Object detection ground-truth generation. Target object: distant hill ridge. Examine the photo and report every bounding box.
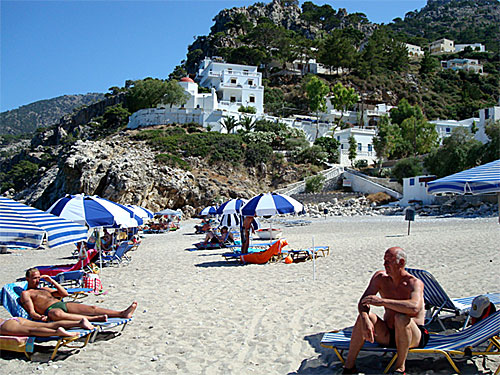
[0,93,105,136]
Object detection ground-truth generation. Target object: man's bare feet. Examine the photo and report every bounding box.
[79,318,94,330]
[56,327,78,337]
[121,302,138,318]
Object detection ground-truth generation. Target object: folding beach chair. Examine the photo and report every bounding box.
[406,268,500,329]
[0,328,96,360]
[320,310,500,374]
[101,241,133,266]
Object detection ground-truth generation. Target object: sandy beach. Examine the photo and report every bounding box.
[1,215,499,374]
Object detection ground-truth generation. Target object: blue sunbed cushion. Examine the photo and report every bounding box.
[1,282,30,318]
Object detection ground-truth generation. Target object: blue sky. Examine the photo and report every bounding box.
[0,0,427,112]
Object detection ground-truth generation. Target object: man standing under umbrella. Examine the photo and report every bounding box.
[240,216,256,254]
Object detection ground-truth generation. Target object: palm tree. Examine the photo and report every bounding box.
[219,116,238,134]
[239,116,256,132]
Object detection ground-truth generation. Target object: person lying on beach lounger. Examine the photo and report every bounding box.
[0,316,94,338]
[203,226,234,246]
[342,247,427,375]
[20,268,137,323]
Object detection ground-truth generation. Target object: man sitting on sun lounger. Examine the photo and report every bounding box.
[20,268,137,323]
[342,247,428,375]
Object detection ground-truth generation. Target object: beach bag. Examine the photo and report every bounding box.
[83,273,103,293]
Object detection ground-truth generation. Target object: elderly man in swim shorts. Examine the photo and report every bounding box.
[21,268,137,323]
[342,247,428,375]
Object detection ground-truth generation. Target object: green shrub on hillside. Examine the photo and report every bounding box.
[305,174,325,193]
[391,157,423,183]
[244,142,273,166]
[155,153,190,170]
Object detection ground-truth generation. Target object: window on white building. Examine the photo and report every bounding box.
[230,78,237,84]
[368,144,372,152]
[230,96,236,103]
[336,136,340,141]
[248,79,254,86]
[249,96,255,103]
[446,127,451,133]
[357,143,362,151]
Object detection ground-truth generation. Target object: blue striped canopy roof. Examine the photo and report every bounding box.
[0,196,88,249]
[427,159,500,195]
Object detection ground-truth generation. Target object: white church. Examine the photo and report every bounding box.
[128,57,264,132]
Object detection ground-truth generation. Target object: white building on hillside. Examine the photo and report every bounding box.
[429,38,455,55]
[430,117,479,144]
[455,43,486,53]
[195,57,264,114]
[400,176,437,206]
[441,58,483,74]
[333,127,377,166]
[405,43,424,58]
[476,106,500,144]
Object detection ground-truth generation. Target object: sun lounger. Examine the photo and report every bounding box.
[223,239,288,264]
[406,268,500,329]
[0,282,132,334]
[45,271,92,301]
[0,328,96,360]
[281,245,330,262]
[35,249,99,276]
[320,310,500,374]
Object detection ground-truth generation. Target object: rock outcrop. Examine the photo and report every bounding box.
[10,132,266,218]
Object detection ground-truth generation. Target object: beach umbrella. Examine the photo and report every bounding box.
[427,159,500,195]
[240,192,304,217]
[216,198,247,215]
[48,194,143,228]
[127,204,154,220]
[199,206,217,216]
[219,213,240,229]
[156,208,182,217]
[427,159,500,220]
[0,196,88,249]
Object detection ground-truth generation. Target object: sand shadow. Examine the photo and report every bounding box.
[385,234,406,238]
[195,260,240,268]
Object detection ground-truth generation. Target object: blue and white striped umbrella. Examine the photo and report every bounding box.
[48,194,143,228]
[219,213,240,229]
[0,196,88,249]
[216,198,247,215]
[127,205,154,220]
[241,192,304,217]
[427,159,500,195]
[199,206,217,216]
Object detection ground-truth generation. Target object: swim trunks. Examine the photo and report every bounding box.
[45,301,68,316]
[388,324,429,348]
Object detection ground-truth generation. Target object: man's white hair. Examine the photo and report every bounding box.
[395,248,407,264]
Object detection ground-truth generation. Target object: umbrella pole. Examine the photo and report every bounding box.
[312,236,316,281]
[498,192,500,224]
[97,228,102,276]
